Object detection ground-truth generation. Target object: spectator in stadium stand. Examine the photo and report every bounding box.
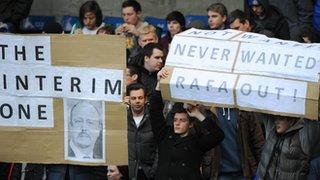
[246,0,290,40]
[201,107,265,180]
[116,0,149,61]
[70,0,105,35]
[128,43,165,98]
[229,9,275,37]
[128,25,159,64]
[160,11,186,51]
[268,0,314,41]
[107,165,129,180]
[257,114,320,180]
[298,25,320,43]
[138,25,159,48]
[206,3,229,30]
[126,83,158,180]
[148,68,224,180]
[0,0,33,33]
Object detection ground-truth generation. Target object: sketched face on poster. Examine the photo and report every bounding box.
[64,98,105,163]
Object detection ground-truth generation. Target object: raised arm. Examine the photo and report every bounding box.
[149,68,170,142]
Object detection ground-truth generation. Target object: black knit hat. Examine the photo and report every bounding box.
[166,11,186,29]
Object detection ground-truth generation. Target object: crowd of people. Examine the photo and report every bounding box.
[1,0,320,180]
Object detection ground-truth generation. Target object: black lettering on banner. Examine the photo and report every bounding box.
[71,77,81,92]
[105,80,121,95]
[218,81,228,93]
[35,75,46,90]
[206,80,215,91]
[0,44,8,60]
[35,46,44,61]
[18,104,30,119]
[240,83,252,96]
[190,78,199,90]
[176,76,185,88]
[15,45,26,61]
[0,103,13,119]
[258,85,268,97]
[38,105,47,120]
[306,57,316,69]
[241,50,256,63]
[92,78,96,93]
[275,87,284,100]
[2,74,7,89]
[16,75,28,90]
[174,44,186,56]
[54,76,62,91]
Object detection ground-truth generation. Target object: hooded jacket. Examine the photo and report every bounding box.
[257,115,320,180]
[247,0,290,40]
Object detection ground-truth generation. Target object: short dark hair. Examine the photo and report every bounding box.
[142,43,164,58]
[79,1,103,27]
[126,83,146,96]
[122,0,141,13]
[127,65,140,82]
[207,3,228,17]
[166,11,186,30]
[229,9,247,24]
[171,103,195,123]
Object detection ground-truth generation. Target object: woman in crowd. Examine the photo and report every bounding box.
[71,0,105,34]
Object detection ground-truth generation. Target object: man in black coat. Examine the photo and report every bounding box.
[149,69,224,180]
[127,83,157,180]
[246,0,290,40]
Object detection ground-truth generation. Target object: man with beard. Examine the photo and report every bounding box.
[127,83,157,180]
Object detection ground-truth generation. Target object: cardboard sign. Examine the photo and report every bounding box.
[166,36,239,72]
[161,67,319,120]
[0,34,128,165]
[162,29,320,120]
[234,42,320,82]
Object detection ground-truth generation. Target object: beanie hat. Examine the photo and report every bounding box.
[247,0,261,6]
[166,11,186,29]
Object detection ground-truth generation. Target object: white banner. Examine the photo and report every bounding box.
[0,64,123,102]
[234,42,320,82]
[166,36,239,72]
[231,32,320,52]
[0,34,51,65]
[236,75,307,115]
[177,28,241,40]
[0,95,53,127]
[170,68,238,105]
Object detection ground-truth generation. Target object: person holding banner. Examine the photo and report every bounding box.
[148,69,224,180]
[257,114,320,180]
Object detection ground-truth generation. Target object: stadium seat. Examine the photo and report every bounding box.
[185,15,208,27]
[144,16,167,36]
[103,16,124,29]
[61,15,80,33]
[20,15,55,33]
